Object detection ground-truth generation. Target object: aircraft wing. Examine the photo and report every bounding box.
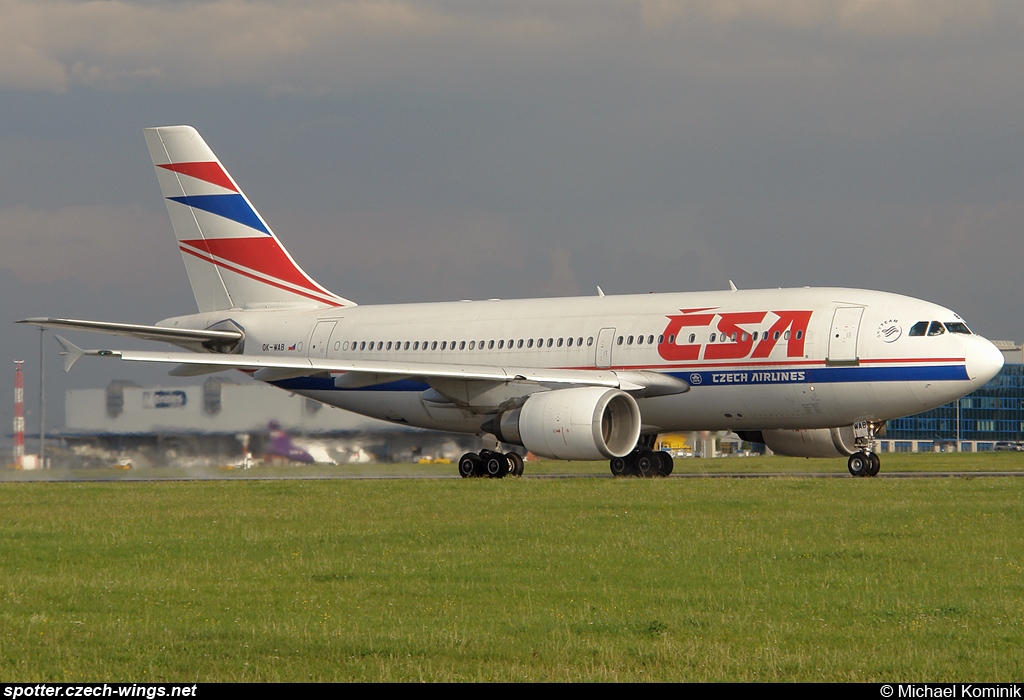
[19,317,242,351]
[52,335,688,398]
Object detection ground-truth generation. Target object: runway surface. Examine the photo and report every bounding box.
[4,469,1024,482]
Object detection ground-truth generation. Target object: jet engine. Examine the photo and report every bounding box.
[737,427,858,458]
[489,386,641,460]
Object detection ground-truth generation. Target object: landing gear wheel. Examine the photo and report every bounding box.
[655,451,674,477]
[610,456,630,477]
[458,453,481,478]
[506,452,525,477]
[484,452,509,478]
[847,452,869,477]
[866,452,881,477]
[637,451,657,478]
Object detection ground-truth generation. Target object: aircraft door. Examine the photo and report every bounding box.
[827,307,863,365]
[309,321,338,359]
[596,327,616,368]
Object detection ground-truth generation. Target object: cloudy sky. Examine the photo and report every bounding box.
[2,0,1023,434]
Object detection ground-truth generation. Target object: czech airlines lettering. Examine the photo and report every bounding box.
[711,370,806,384]
[658,309,813,362]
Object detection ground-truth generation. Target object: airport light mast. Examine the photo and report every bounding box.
[13,360,24,467]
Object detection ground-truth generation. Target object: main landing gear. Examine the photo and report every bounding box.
[610,435,674,478]
[458,449,525,478]
[847,420,883,477]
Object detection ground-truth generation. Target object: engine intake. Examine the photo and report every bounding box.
[489,387,641,460]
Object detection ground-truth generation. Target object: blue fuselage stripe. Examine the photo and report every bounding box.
[676,364,968,387]
[271,377,431,393]
[270,363,967,393]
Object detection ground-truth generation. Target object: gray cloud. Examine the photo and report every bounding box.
[1,0,1023,433]
[2,1,1018,93]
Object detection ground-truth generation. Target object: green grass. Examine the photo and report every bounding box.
[1,463,1022,681]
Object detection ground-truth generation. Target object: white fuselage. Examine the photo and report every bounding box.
[162,286,1004,437]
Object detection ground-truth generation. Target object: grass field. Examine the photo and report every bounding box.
[1,455,1022,681]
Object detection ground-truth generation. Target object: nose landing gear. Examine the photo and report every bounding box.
[848,421,883,477]
[847,450,880,477]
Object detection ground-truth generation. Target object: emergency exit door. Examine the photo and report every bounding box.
[596,328,616,368]
[309,321,338,359]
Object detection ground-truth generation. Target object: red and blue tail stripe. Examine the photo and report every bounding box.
[145,126,354,312]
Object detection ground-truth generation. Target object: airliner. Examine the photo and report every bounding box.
[20,126,1005,478]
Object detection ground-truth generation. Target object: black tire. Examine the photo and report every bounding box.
[655,451,674,477]
[847,452,869,477]
[866,452,881,477]
[637,451,656,478]
[610,456,630,477]
[458,453,480,478]
[506,452,525,477]
[485,453,509,478]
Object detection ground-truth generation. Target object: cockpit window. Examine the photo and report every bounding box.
[927,321,945,336]
[944,322,972,335]
[909,321,929,337]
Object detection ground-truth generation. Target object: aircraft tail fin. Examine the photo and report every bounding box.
[144,125,354,312]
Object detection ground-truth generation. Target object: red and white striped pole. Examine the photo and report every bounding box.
[13,360,25,467]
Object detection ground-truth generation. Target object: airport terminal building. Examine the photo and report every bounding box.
[52,376,477,467]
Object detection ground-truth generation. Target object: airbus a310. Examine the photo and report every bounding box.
[21,126,1004,477]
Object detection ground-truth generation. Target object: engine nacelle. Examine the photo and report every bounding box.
[738,427,858,458]
[490,387,641,460]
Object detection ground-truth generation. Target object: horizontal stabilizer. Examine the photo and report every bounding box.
[19,317,242,350]
[54,335,86,372]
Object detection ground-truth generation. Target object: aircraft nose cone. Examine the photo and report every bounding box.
[966,337,1004,387]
